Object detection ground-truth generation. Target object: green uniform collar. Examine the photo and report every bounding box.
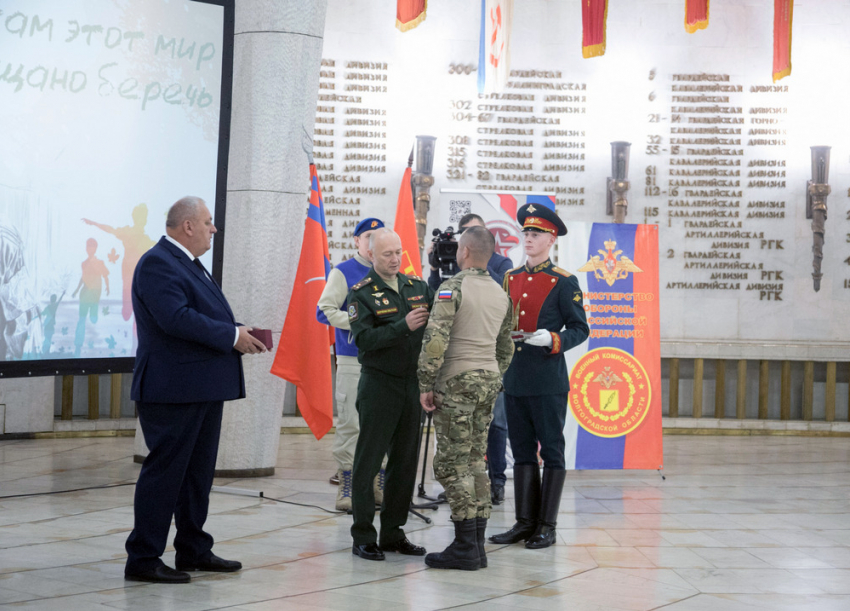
[365,268,414,293]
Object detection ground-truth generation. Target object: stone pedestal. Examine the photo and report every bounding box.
[0,377,53,434]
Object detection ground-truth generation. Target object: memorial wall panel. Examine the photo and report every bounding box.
[319,0,850,359]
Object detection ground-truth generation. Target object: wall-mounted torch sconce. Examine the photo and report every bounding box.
[806,146,831,292]
[411,135,436,248]
[606,141,631,223]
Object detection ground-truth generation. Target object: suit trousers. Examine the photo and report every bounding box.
[125,400,223,573]
[350,369,421,546]
[504,393,568,470]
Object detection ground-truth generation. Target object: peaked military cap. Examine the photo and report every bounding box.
[516,203,567,236]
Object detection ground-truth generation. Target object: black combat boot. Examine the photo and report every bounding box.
[424,519,480,571]
[525,469,567,549]
[476,518,488,568]
[491,482,505,505]
[488,464,540,544]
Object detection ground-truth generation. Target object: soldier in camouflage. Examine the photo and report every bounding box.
[417,226,514,571]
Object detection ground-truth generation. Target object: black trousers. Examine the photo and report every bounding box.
[125,400,223,573]
[504,393,568,470]
[350,369,421,546]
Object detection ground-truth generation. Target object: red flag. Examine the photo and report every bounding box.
[270,165,334,440]
[394,167,422,277]
[685,0,709,33]
[396,0,427,32]
[582,0,608,58]
[773,0,793,82]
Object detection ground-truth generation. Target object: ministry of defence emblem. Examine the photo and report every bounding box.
[577,239,643,287]
[568,348,651,438]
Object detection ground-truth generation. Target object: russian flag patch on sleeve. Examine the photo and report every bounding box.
[438,290,453,300]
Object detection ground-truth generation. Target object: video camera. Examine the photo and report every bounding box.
[429,226,458,278]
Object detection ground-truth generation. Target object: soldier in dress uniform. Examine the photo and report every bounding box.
[489,203,589,549]
[316,217,387,512]
[417,227,514,571]
[347,228,434,561]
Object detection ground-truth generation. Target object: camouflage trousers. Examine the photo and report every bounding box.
[433,369,502,521]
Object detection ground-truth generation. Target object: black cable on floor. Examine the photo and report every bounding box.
[0,483,347,516]
[261,494,347,515]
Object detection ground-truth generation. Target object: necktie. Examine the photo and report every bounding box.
[193,258,212,282]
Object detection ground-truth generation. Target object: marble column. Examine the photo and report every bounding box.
[134,0,329,475]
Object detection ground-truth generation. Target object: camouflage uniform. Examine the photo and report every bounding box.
[417,268,514,521]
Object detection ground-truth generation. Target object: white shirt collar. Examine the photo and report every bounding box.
[164,235,196,261]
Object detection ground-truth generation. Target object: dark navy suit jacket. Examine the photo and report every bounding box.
[131,237,245,404]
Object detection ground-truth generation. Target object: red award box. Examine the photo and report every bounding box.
[248,328,273,350]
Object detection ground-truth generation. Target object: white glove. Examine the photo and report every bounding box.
[525,329,553,348]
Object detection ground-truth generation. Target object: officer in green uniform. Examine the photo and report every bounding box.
[347,228,434,561]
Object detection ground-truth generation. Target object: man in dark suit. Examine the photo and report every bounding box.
[124,196,267,584]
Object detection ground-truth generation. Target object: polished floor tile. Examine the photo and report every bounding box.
[0,434,848,609]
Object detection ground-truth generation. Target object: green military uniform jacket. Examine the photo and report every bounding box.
[347,269,434,378]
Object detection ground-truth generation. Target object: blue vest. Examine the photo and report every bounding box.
[317,256,370,357]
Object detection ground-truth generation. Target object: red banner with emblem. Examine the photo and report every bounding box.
[394,167,422,277]
[396,0,427,32]
[773,0,793,81]
[582,0,608,58]
[270,165,334,440]
[685,0,709,33]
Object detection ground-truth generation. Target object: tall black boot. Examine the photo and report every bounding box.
[424,519,480,570]
[488,465,540,544]
[525,469,566,549]
[476,518,488,568]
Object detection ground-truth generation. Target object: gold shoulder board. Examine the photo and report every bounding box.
[351,276,372,290]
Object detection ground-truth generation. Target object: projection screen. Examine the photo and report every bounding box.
[0,0,234,376]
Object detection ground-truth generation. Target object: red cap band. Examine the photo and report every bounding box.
[522,216,557,234]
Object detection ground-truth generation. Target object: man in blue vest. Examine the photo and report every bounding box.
[317,217,386,511]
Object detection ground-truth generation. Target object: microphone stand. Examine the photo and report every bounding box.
[408,411,444,523]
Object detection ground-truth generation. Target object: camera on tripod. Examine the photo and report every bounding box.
[429,226,458,278]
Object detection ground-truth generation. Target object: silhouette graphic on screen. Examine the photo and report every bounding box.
[82,203,156,322]
[72,238,110,358]
[41,291,65,356]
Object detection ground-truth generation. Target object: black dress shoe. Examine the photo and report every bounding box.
[352,543,385,561]
[380,537,426,556]
[175,553,242,573]
[125,565,190,584]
